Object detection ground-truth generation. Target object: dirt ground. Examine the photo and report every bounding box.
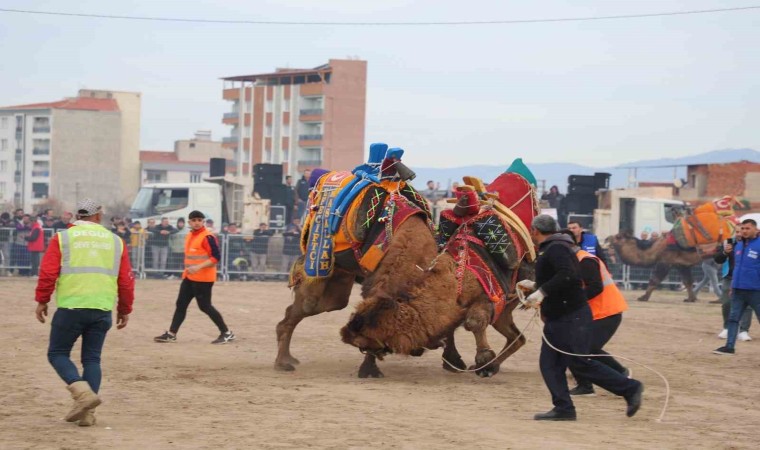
[1,278,758,450]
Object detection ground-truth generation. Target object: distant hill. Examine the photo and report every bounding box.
[410,148,760,193]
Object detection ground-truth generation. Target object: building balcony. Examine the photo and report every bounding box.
[298,134,323,141]
[299,108,324,116]
[33,127,51,133]
[33,148,50,156]
[300,83,323,97]
[297,159,322,167]
[32,170,50,177]
[222,136,239,144]
[223,88,240,101]
[222,112,239,125]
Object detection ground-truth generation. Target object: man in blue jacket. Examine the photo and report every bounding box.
[567,220,608,268]
[714,219,760,355]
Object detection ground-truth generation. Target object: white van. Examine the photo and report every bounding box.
[618,197,686,237]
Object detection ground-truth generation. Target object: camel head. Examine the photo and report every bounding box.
[341,295,406,357]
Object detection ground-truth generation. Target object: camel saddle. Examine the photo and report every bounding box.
[671,197,741,249]
[300,171,432,279]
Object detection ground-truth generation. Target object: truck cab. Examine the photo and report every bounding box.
[129,183,221,227]
[618,197,685,237]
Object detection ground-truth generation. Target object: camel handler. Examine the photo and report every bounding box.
[558,229,630,397]
[34,198,134,427]
[154,210,235,344]
[517,214,643,421]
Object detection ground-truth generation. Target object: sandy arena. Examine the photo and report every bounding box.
[1,277,758,449]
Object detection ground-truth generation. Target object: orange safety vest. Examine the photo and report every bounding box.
[576,250,628,320]
[183,228,217,282]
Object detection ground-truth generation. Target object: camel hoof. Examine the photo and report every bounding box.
[274,362,296,372]
[442,356,467,373]
[357,366,384,379]
[472,349,499,378]
[683,298,696,303]
[637,296,649,302]
[281,355,300,366]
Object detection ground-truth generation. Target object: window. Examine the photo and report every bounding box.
[32,161,49,177]
[265,100,273,113]
[32,183,49,199]
[190,172,202,183]
[282,101,290,112]
[0,181,6,194]
[146,170,167,183]
[282,124,290,136]
[265,125,272,137]
[32,139,50,155]
[0,139,7,151]
[0,161,7,172]
[244,125,251,138]
[0,117,7,129]
[189,142,196,148]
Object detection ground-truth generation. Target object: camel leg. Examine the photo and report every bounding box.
[680,266,697,302]
[441,330,467,373]
[488,303,527,370]
[638,262,670,302]
[464,302,498,378]
[275,272,354,372]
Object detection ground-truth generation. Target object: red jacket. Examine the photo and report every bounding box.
[35,228,135,315]
[26,222,45,252]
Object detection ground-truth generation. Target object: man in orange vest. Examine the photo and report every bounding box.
[154,210,234,344]
[560,229,630,396]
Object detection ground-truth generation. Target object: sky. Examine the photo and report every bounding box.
[1,0,758,169]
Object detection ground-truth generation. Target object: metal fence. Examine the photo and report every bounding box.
[1,227,709,289]
[0,227,295,281]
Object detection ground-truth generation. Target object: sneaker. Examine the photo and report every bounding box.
[713,346,735,355]
[738,331,752,342]
[718,329,728,339]
[211,331,235,344]
[154,331,177,343]
[569,384,595,396]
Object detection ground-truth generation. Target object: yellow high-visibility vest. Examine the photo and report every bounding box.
[55,223,123,311]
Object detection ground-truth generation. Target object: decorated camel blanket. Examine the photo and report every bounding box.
[300,171,431,279]
[671,196,741,249]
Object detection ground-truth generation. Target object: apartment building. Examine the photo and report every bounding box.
[140,131,233,184]
[0,89,141,212]
[221,58,367,181]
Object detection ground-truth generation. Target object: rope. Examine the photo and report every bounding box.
[436,301,671,422]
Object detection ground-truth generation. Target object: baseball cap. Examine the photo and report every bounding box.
[76,198,102,217]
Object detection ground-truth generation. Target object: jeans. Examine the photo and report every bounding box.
[540,304,640,413]
[726,289,760,349]
[694,260,722,298]
[720,278,752,332]
[48,308,112,392]
[570,313,627,388]
[151,245,169,272]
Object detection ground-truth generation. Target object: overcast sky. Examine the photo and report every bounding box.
[1,0,758,168]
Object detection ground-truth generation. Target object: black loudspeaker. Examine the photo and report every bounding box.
[568,175,596,187]
[567,184,596,195]
[209,158,226,177]
[594,172,611,190]
[563,194,597,214]
[254,183,289,206]
[253,164,283,184]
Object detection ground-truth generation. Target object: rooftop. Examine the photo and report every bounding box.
[0,97,120,112]
[222,63,331,83]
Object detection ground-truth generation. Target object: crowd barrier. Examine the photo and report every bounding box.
[1,227,710,291]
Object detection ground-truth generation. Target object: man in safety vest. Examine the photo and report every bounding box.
[34,198,134,427]
[517,215,643,421]
[567,220,608,268]
[154,210,234,344]
[559,229,630,396]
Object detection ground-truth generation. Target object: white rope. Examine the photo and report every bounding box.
[436,301,671,422]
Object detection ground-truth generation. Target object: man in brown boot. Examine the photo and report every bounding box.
[34,199,135,425]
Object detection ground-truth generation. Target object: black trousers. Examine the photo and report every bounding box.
[540,304,639,413]
[570,313,627,388]
[170,279,228,334]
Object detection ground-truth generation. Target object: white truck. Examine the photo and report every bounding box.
[594,190,685,242]
[129,177,271,232]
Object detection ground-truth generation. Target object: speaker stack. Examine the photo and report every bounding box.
[561,172,611,215]
[253,163,290,206]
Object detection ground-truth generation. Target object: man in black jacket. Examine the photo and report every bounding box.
[518,214,643,421]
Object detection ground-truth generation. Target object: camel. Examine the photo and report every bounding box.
[606,231,710,302]
[340,218,534,378]
[275,207,468,378]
